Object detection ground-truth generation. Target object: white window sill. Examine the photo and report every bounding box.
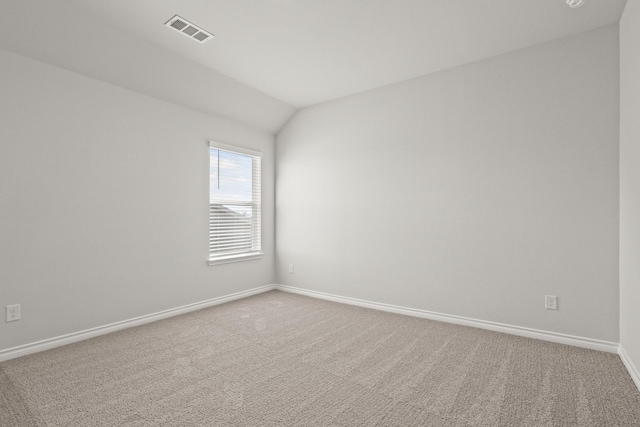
[208,252,264,266]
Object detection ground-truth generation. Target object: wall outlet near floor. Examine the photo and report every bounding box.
[6,304,21,322]
[545,295,557,310]
[288,264,294,274]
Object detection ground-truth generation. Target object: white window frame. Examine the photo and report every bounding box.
[208,141,263,266]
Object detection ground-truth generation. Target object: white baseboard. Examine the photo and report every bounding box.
[1,282,626,374]
[275,284,619,354]
[0,284,276,362]
[619,345,640,391]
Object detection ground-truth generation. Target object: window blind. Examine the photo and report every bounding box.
[209,142,261,261]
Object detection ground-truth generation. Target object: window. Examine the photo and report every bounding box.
[208,142,262,265]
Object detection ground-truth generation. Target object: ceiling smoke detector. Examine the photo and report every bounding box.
[566,0,585,8]
[165,15,214,43]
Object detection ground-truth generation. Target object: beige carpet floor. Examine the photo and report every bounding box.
[1,290,639,426]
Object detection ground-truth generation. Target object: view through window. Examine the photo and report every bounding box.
[209,142,261,263]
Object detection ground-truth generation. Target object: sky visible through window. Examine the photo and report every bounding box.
[210,148,253,214]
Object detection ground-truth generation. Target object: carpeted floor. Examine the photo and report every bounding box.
[1,290,639,426]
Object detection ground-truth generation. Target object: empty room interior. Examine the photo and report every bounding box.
[1,0,640,425]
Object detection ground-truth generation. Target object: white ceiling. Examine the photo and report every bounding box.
[0,0,296,133]
[68,0,628,107]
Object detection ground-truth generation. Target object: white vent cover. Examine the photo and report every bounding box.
[165,15,214,43]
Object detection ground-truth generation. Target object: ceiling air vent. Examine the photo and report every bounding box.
[165,15,214,44]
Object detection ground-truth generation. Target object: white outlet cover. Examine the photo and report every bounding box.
[545,295,558,310]
[6,304,21,322]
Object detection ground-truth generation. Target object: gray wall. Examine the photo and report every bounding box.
[276,26,620,342]
[0,49,275,351]
[620,0,640,378]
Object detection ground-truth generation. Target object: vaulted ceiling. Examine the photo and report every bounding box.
[67,0,628,106]
[0,0,628,132]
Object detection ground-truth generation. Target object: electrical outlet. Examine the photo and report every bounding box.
[545,295,557,310]
[288,264,294,274]
[6,304,20,322]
